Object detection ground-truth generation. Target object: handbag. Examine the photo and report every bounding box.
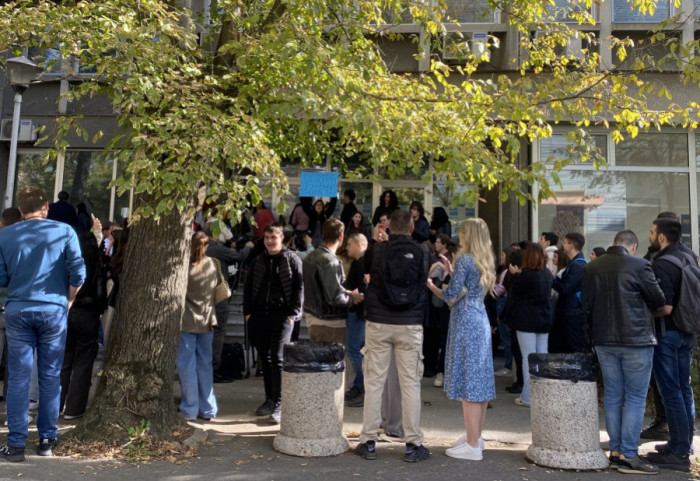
[213,258,231,304]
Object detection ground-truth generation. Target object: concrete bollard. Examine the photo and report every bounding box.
[273,343,349,457]
[526,354,609,470]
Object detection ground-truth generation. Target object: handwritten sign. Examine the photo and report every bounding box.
[299,172,339,197]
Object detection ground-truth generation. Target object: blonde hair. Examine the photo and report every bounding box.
[456,218,496,295]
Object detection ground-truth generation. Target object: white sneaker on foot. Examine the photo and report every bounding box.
[433,373,444,388]
[450,435,484,450]
[446,441,483,460]
[494,368,512,377]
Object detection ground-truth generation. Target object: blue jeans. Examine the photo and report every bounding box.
[346,311,365,391]
[176,331,217,419]
[517,331,548,405]
[5,310,67,447]
[596,345,654,458]
[653,329,695,456]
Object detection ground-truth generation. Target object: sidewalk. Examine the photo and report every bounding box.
[0,374,696,480]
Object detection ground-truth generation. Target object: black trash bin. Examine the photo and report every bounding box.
[274,342,349,457]
[528,352,596,382]
[283,342,345,373]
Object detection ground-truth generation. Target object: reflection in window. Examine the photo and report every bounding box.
[28,47,62,74]
[540,134,608,164]
[538,170,690,254]
[433,182,475,236]
[615,133,688,167]
[15,153,56,202]
[339,182,374,217]
[62,151,115,222]
[444,0,497,23]
[612,0,673,22]
[546,0,593,22]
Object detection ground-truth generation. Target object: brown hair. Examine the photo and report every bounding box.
[322,218,344,244]
[264,221,285,236]
[190,231,209,265]
[522,242,546,270]
[110,228,129,274]
[1,207,22,227]
[389,209,413,235]
[17,187,48,214]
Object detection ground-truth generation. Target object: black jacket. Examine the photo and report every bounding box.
[302,245,353,320]
[344,255,367,317]
[582,246,665,346]
[551,252,587,352]
[505,268,553,333]
[652,243,692,332]
[363,235,429,325]
[243,248,304,322]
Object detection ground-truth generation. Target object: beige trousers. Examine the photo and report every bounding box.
[359,321,424,446]
[306,314,347,344]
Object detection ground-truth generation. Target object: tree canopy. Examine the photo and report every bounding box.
[2,0,696,215]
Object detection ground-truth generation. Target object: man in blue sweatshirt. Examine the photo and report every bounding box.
[0,187,85,462]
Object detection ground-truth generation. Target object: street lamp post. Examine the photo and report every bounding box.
[4,56,42,209]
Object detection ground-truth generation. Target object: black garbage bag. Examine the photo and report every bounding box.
[528,353,596,383]
[283,342,345,373]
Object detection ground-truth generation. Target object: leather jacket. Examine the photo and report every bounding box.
[302,245,353,320]
[582,245,666,346]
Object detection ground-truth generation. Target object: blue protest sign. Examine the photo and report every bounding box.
[299,172,339,197]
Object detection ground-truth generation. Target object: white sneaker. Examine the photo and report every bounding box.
[446,441,483,460]
[450,435,484,450]
[433,373,444,388]
[494,368,511,377]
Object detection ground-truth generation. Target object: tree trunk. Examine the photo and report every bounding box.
[69,196,193,443]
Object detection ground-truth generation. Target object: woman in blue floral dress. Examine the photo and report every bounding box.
[427,218,496,461]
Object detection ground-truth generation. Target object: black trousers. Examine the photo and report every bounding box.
[212,300,230,372]
[60,308,101,416]
[249,312,293,404]
[511,327,524,386]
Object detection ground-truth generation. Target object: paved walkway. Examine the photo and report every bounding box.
[0,373,696,480]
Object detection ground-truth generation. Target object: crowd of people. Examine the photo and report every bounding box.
[0,186,697,474]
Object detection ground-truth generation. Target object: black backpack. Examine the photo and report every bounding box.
[380,237,426,309]
[221,343,248,379]
[656,253,700,336]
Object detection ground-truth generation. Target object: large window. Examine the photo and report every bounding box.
[612,0,675,23]
[444,0,499,23]
[616,133,688,167]
[12,150,128,224]
[538,170,690,254]
[537,132,694,256]
[62,151,115,221]
[15,152,56,199]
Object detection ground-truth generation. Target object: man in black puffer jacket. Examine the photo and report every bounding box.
[582,230,665,474]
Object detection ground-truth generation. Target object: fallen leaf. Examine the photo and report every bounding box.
[300,463,308,466]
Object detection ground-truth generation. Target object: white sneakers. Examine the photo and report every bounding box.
[433,373,444,387]
[450,435,484,450]
[494,368,512,377]
[446,439,483,460]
